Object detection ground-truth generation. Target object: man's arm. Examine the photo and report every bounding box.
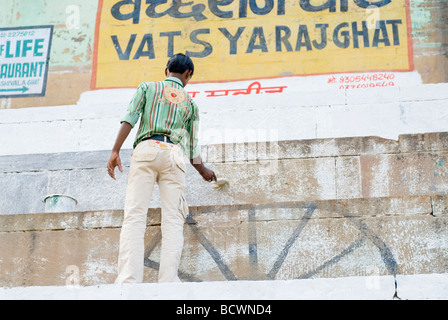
[186,100,216,182]
[190,156,217,182]
[107,122,132,180]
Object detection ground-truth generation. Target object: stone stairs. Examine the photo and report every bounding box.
[0,132,447,287]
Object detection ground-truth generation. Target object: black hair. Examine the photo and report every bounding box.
[166,53,194,76]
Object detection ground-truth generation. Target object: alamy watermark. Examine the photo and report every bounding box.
[366,5,381,30]
[201,128,280,176]
[65,264,80,288]
[65,5,80,30]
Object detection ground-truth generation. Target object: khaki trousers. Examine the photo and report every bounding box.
[115,140,188,284]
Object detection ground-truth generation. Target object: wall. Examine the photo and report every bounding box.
[0,0,447,108]
[1,0,447,288]
[94,0,414,86]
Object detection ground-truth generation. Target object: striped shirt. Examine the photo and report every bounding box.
[121,77,200,159]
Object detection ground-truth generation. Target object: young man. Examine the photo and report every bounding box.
[107,53,216,283]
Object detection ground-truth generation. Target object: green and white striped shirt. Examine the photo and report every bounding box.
[121,77,200,159]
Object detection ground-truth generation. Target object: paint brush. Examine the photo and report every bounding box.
[211,178,229,189]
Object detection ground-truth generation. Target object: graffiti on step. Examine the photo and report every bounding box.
[144,202,399,286]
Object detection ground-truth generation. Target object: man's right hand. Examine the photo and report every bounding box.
[199,167,217,182]
[190,156,217,182]
[108,122,132,180]
[107,151,123,180]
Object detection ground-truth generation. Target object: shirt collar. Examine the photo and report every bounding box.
[165,77,184,87]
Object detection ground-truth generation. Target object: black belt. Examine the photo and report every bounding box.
[142,135,173,144]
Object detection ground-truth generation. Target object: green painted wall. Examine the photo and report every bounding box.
[1,0,97,69]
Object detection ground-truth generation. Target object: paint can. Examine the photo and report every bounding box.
[43,194,78,213]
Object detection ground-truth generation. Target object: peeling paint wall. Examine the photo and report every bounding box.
[0,0,97,108]
[1,1,96,68]
[0,0,447,108]
[410,0,448,83]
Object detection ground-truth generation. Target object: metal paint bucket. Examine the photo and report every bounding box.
[43,194,78,213]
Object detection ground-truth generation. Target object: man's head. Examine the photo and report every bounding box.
[165,53,194,87]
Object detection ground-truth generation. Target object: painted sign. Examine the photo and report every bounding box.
[328,72,396,89]
[188,81,287,97]
[0,26,53,98]
[92,0,413,89]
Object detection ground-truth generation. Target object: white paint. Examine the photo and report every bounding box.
[0,72,447,157]
[368,155,391,198]
[1,274,447,300]
[0,98,11,109]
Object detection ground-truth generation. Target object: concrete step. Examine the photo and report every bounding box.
[2,274,447,300]
[1,82,448,156]
[1,131,448,214]
[0,195,446,287]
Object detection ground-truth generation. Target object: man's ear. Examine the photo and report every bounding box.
[165,67,169,76]
[183,69,192,79]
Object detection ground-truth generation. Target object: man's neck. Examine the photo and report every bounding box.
[166,73,185,87]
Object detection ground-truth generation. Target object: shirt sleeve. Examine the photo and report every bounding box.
[120,83,147,127]
[186,100,201,159]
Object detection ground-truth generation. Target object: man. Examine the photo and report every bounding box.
[107,53,216,283]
